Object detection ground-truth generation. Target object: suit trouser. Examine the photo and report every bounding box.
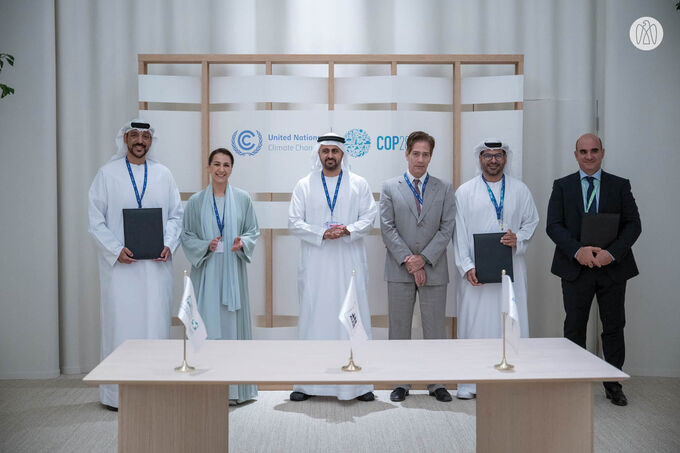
[388,282,447,392]
[561,267,626,391]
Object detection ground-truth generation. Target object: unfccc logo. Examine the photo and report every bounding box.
[344,128,371,158]
[231,129,263,156]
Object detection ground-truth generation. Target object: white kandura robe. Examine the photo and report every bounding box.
[288,170,377,400]
[453,175,538,341]
[88,158,183,408]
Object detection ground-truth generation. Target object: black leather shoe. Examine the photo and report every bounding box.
[429,388,453,402]
[289,391,311,402]
[390,387,409,402]
[605,387,628,406]
[102,404,118,412]
[356,392,375,401]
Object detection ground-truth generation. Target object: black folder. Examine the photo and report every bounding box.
[473,232,513,283]
[123,208,164,260]
[580,213,620,248]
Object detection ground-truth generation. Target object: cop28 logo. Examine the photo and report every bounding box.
[344,128,371,158]
[231,129,263,156]
[630,17,663,51]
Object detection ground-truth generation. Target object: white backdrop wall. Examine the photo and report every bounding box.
[1,0,678,378]
[0,1,60,378]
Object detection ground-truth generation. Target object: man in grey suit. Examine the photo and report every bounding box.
[379,131,456,402]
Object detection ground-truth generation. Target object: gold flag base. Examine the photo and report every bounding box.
[494,357,514,371]
[341,349,362,372]
[174,359,196,373]
[494,273,515,372]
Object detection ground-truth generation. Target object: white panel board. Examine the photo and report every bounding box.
[253,201,290,229]
[211,75,328,104]
[212,110,454,194]
[138,75,201,104]
[138,110,202,193]
[335,76,453,105]
[394,76,453,104]
[461,75,524,105]
[335,76,393,104]
[273,234,301,316]
[461,110,524,183]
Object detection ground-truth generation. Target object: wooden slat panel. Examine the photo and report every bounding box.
[138,59,148,110]
[139,54,523,65]
[201,60,210,188]
[515,57,524,110]
[453,62,462,188]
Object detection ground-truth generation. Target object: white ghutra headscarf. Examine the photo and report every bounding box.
[310,131,351,171]
[473,138,514,176]
[111,118,159,161]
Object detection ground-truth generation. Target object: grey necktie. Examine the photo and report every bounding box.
[414,179,421,216]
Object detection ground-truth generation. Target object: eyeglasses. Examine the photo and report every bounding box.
[481,152,505,161]
[127,130,152,141]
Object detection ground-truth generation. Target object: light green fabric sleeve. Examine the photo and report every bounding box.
[181,191,212,268]
[234,192,260,263]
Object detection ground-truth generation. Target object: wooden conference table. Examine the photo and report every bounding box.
[84,338,627,453]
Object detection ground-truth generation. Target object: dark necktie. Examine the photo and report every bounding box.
[414,179,421,216]
[585,176,596,214]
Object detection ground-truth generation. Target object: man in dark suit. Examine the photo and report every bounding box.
[547,133,641,406]
[380,131,456,402]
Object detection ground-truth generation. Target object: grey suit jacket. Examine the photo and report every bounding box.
[380,174,456,285]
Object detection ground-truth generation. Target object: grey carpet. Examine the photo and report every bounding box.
[1,376,678,452]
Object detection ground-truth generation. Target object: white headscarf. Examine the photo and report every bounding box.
[473,138,513,176]
[310,132,351,171]
[111,118,158,161]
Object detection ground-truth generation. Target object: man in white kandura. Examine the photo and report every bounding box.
[88,119,183,411]
[288,132,377,402]
[453,139,538,399]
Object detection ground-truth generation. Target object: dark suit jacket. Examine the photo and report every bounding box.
[546,170,641,282]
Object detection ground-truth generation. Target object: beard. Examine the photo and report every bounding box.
[127,143,148,159]
[482,162,504,177]
[322,157,339,172]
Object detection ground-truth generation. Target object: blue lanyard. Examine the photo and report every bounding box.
[403,173,429,205]
[125,157,147,208]
[321,170,343,218]
[482,174,505,226]
[212,192,226,236]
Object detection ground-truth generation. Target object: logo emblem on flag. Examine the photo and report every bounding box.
[178,275,208,352]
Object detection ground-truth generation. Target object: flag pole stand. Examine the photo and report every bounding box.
[175,329,196,373]
[342,348,362,372]
[494,312,514,371]
[494,269,514,371]
[175,270,195,373]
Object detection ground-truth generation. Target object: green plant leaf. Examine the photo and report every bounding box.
[1,84,15,98]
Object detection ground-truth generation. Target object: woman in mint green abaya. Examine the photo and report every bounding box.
[181,148,260,404]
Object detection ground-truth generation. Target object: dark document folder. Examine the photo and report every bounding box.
[123,208,164,260]
[473,232,513,283]
[580,213,620,248]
